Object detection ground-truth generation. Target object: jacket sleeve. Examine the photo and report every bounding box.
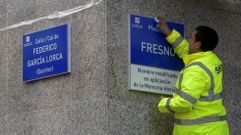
[158,66,209,113]
[166,29,189,59]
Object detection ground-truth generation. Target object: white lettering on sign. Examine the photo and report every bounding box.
[36,66,54,75]
[141,41,175,56]
[33,43,58,55]
[132,24,143,29]
[46,53,63,63]
[23,42,33,47]
[148,25,159,32]
[45,34,59,42]
[27,52,63,67]
[35,38,45,44]
[35,34,59,45]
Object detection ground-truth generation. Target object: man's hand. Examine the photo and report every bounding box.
[156,16,171,36]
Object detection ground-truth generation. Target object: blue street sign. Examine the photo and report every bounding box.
[22,24,71,82]
[129,14,184,70]
[129,14,185,95]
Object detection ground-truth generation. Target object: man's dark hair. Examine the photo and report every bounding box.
[195,26,219,51]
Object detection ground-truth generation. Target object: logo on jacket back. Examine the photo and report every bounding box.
[215,64,222,74]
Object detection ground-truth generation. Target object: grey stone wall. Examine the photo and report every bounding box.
[0,0,106,134]
[0,0,240,135]
[106,0,241,135]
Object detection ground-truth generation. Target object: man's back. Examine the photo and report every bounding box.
[156,21,230,135]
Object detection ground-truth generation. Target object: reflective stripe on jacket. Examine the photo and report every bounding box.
[158,30,229,134]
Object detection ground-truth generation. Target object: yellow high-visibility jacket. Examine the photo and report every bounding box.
[158,30,229,135]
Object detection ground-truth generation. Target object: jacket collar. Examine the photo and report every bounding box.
[183,51,213,65]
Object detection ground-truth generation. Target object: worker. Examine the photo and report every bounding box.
[156,16,230,135]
